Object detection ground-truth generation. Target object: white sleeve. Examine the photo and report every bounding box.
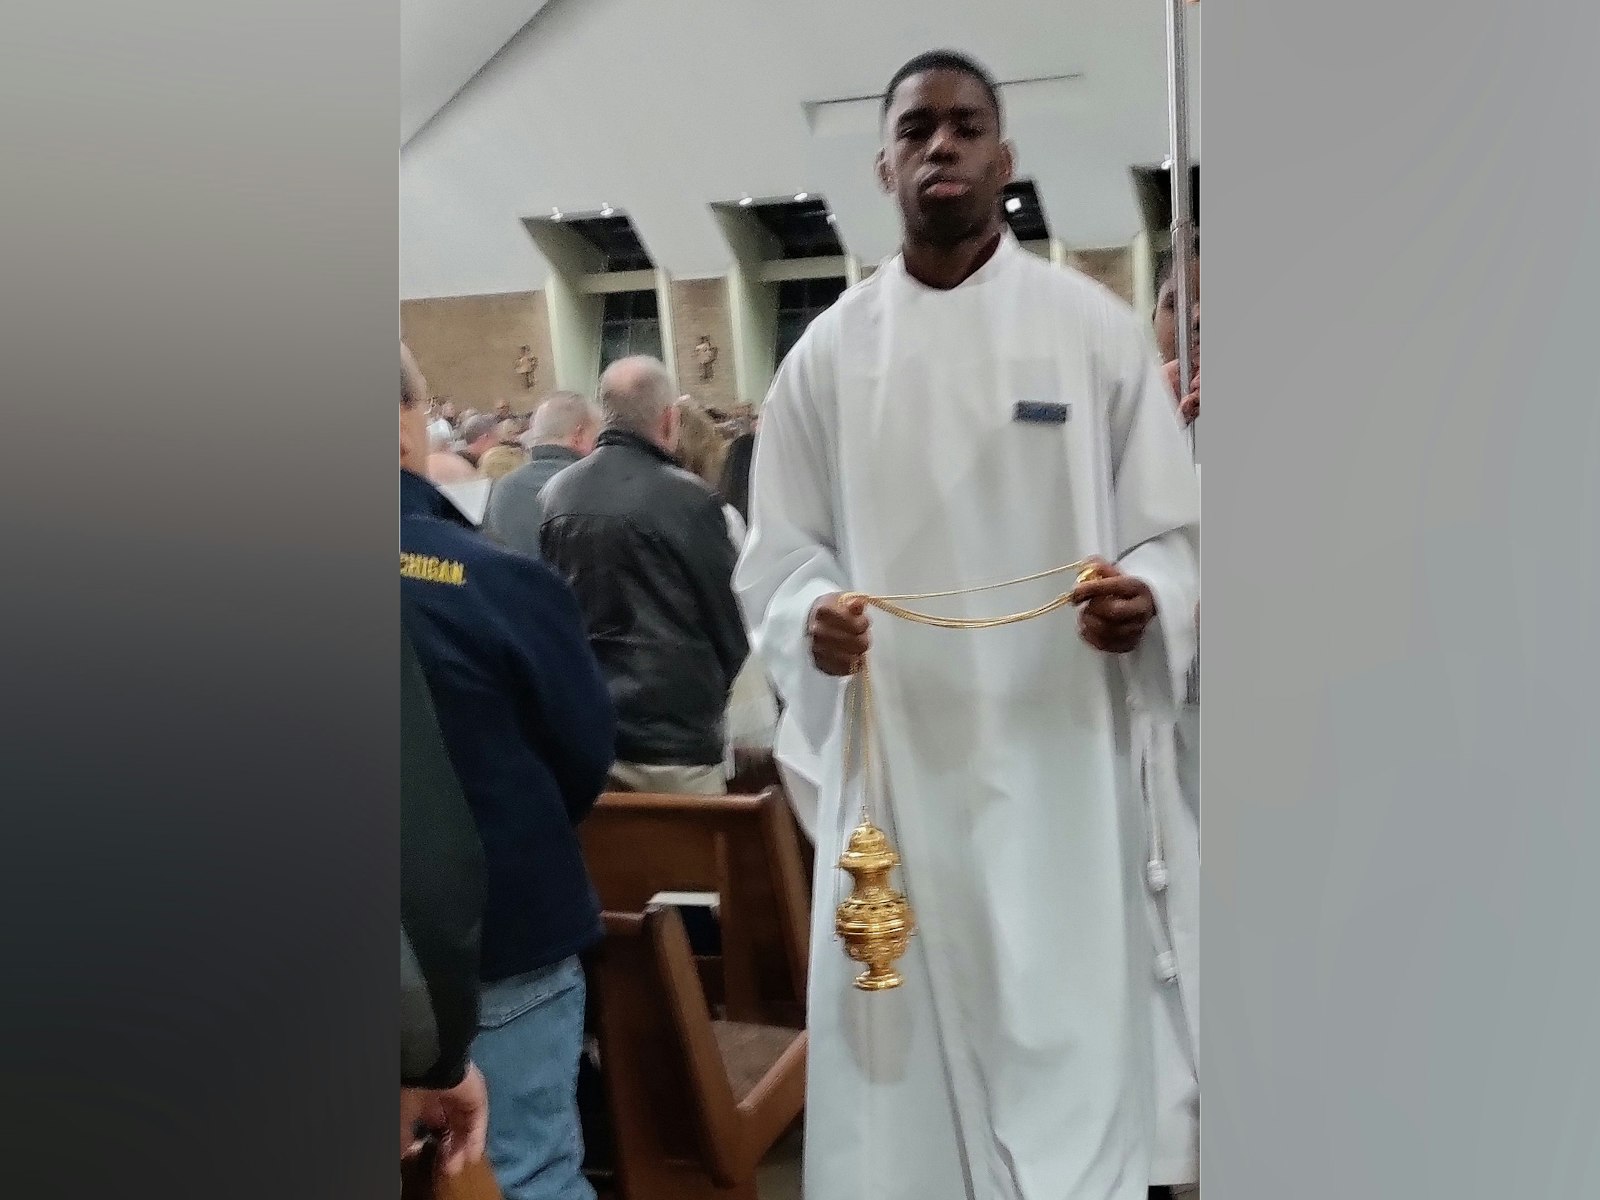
[1105,306,1201,718]
[722,504,748,551]
[733,322,849,753]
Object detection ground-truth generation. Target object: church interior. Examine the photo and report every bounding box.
[401,0,1199,422]
[401,2,1201,1198]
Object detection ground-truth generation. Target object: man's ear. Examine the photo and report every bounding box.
[998,140,1017,188]
[661,403,681,453]
[875,148,893,195]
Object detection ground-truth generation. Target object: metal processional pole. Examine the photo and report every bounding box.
[1165,0,1197,460]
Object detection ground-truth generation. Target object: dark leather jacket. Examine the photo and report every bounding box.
[539,429,749,766]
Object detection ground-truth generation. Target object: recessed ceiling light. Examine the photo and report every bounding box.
[794,191,809,202]
[551,207,563,220]
[600,204,615,217]
[738,194,754,207]
[1004,196,1024,213]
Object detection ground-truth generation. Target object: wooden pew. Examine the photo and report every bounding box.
[437,1158,503,1200]
[579,789,810,1028]
[400,1141,503,1200]
[729,755,815,887]
[593,906,806,1200]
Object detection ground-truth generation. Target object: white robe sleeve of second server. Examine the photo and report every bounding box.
[1105,309,1201,720]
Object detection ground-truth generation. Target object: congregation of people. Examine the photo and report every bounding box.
[401,49,1199,1200]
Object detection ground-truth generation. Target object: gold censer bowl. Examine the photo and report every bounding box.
[835,821,916,991]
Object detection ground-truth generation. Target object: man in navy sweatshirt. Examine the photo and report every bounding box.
[401,343,615,1200]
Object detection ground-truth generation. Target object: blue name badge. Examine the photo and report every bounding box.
[1013,400,1071,425]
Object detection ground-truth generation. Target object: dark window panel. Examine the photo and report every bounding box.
[598,290,664,373]
[1000,180,1051,243]
[752,199,845,260]
[566,213,654,271]
[774,275,847,364]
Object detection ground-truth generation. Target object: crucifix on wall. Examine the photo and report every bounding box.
[694,335,718,383]
[515,345,539,390]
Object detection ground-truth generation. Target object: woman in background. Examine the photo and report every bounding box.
[673,399,746,547]
[719,431,755,528]
[673,398,778,777]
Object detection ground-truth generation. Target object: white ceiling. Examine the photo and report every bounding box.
[400,0,1201,299]
[401,0,559,145]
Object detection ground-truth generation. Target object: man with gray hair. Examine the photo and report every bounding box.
[457,413,503,467]
[483,391,599,559]
[540,356,749,795]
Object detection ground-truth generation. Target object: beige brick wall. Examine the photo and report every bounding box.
[1067,248,1136,307]
[669,278,739,412]
[400,291,554,415]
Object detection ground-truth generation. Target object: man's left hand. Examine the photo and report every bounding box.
[1069,559,1157,654]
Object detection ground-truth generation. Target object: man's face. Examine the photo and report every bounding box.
[878,70,1013,248]
[1154,255,1201,365]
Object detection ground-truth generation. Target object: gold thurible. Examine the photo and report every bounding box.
[834,820,915,991]
[831,559,1102,995]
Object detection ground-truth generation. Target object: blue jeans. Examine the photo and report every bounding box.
[472,956,594,1200]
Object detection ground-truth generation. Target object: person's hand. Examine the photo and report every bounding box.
[406,1062,490,1177]
[809,593,870,676]
[1180,371,1199,425]
[1164,360,1200,426]
[1069,559,1157,654]
[401,1088,428,1158]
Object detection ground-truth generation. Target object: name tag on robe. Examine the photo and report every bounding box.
[1013,401,1071,425]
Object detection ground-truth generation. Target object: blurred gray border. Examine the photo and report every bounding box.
[0,0,397,1193]
[1206,0,1600,1194]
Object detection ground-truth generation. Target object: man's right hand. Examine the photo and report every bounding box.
[809,593,870,676]
[1164,360,1200,426]
[404,1062,489,1177]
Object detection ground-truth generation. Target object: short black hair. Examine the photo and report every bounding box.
[881,50,1003,125]
[1155,234,1201,292]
